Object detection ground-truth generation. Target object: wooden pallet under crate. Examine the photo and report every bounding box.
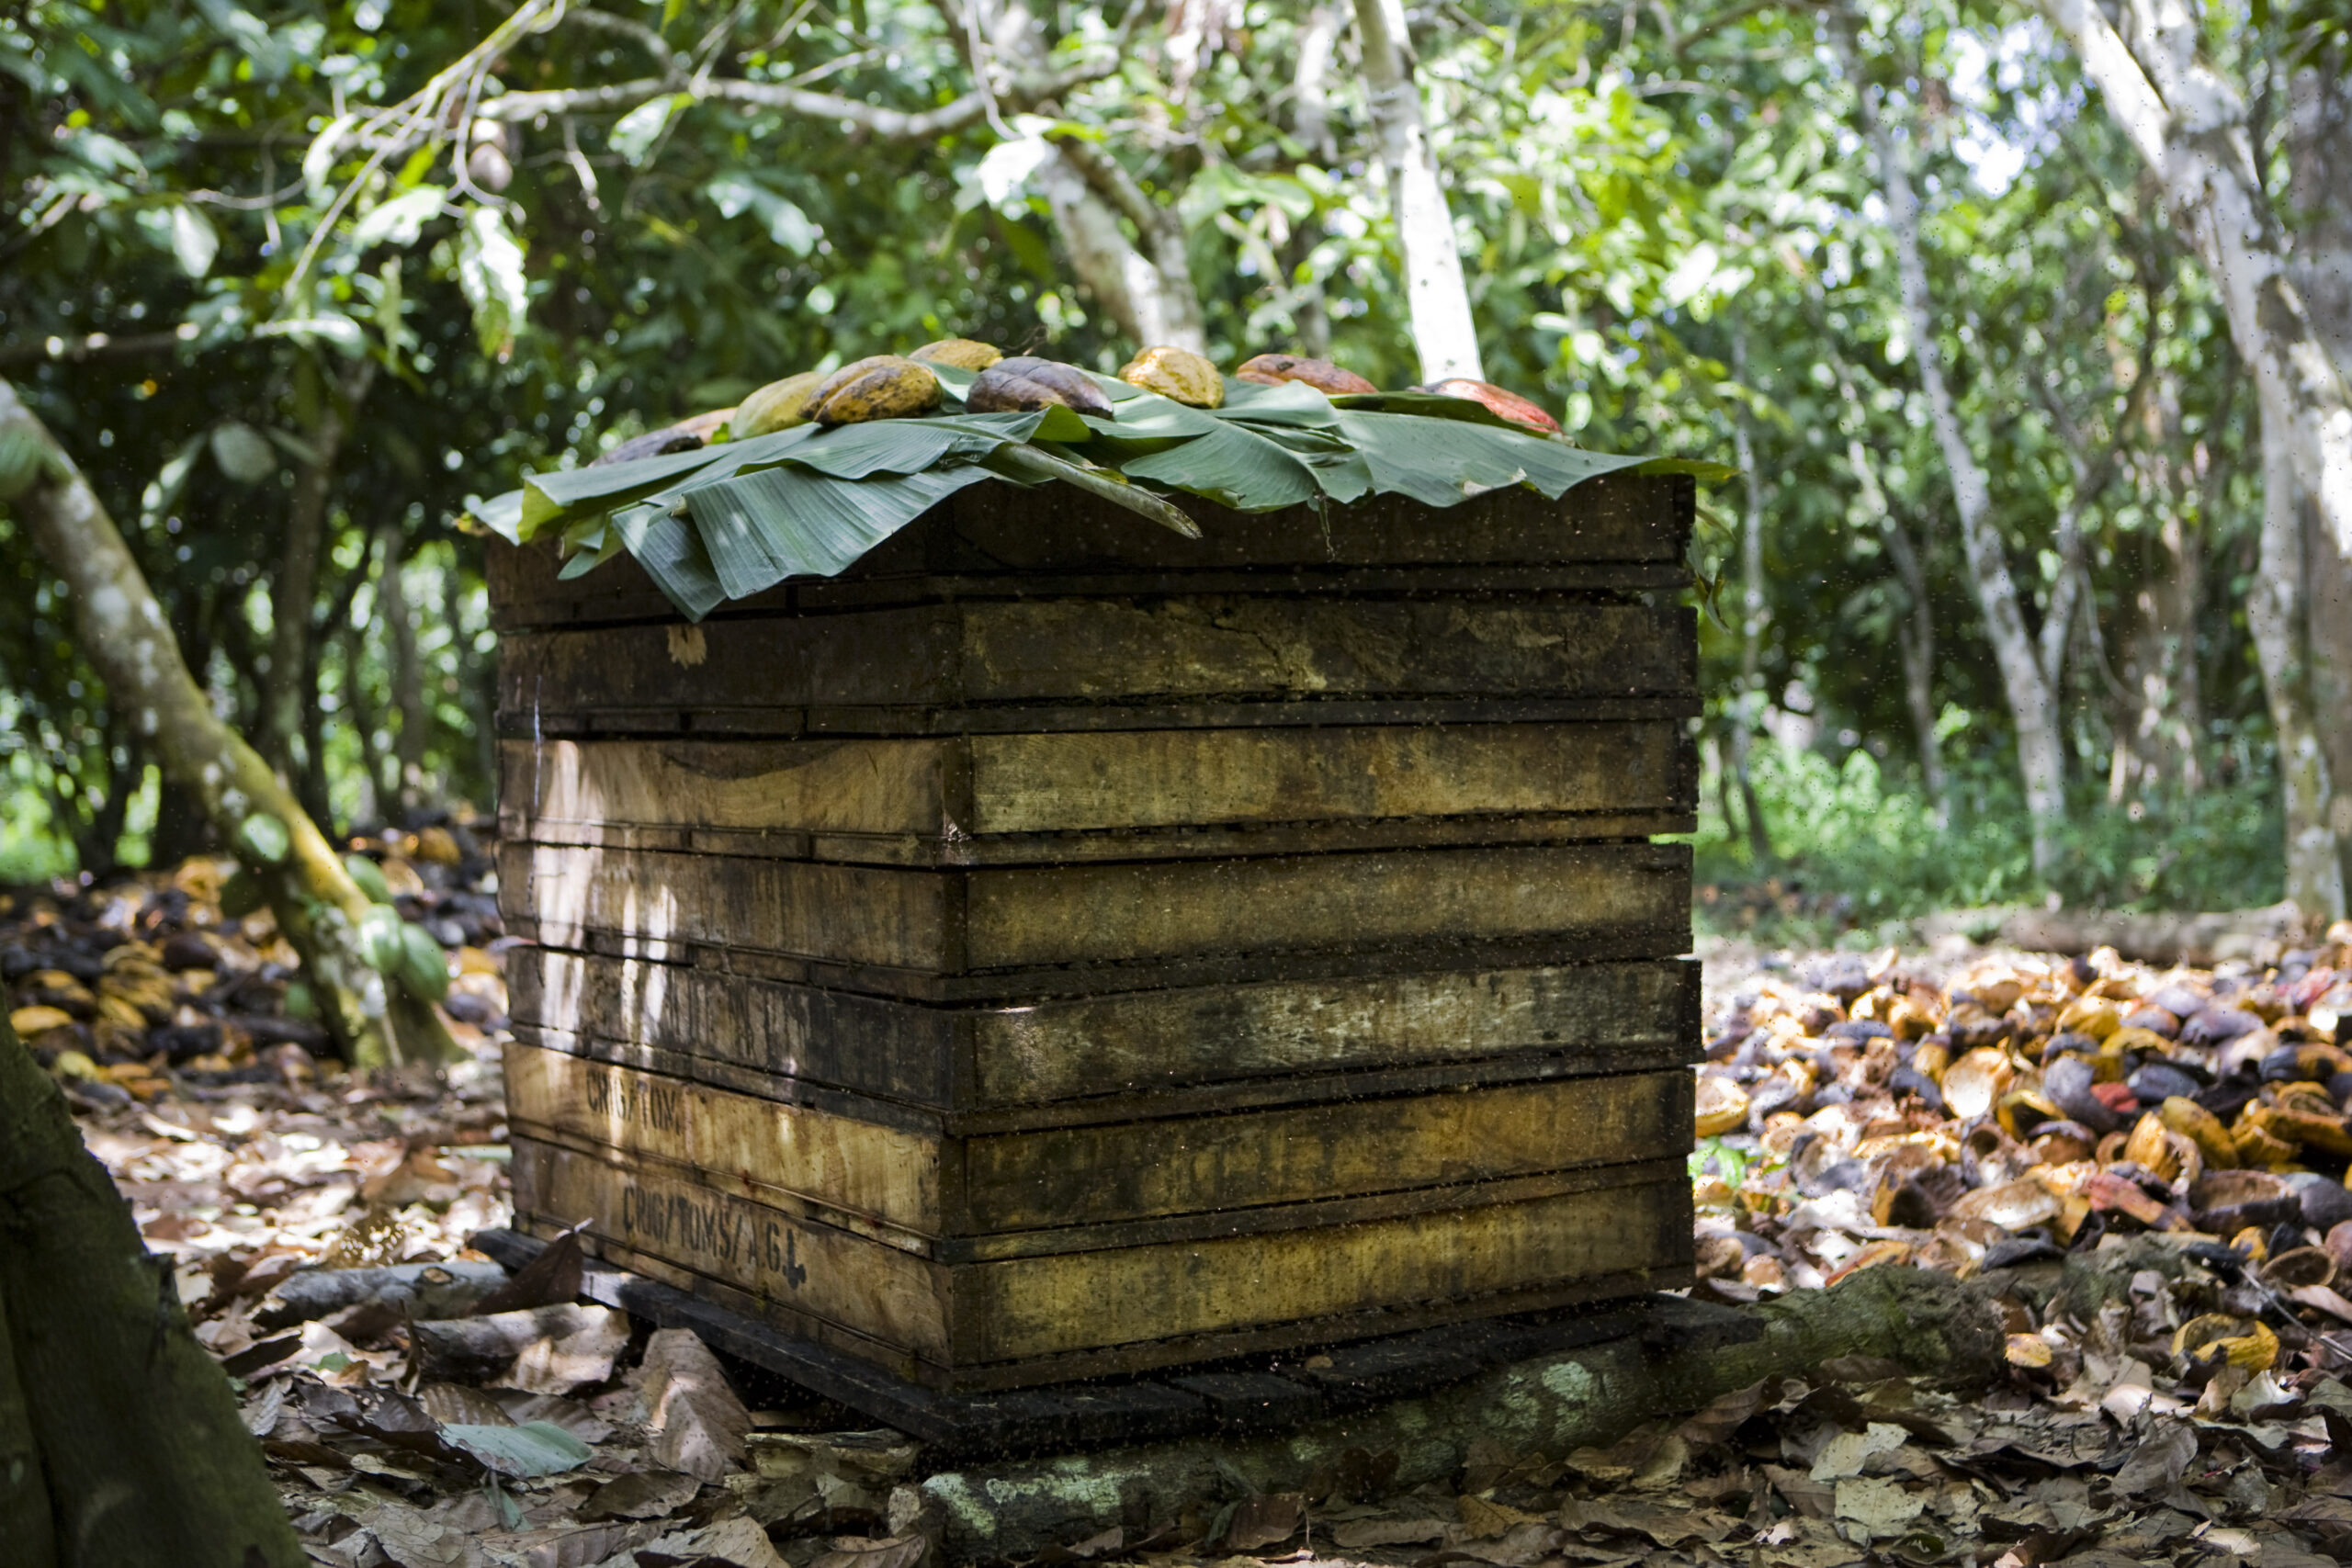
[493,472,1702,1398]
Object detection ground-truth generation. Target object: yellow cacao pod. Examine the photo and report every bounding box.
[1119,345,1224,408]
[730,372,824,439]
[810,355,943,425]
[910,338,1004,370]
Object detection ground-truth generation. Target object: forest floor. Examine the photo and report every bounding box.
[14,852,2352,1568]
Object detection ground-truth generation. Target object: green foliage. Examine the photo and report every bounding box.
[1696,733,2285,938]
[0,0,2327,917]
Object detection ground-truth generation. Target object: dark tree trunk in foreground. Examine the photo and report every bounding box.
[0,377,456,1067]
[0,1014,305,1567]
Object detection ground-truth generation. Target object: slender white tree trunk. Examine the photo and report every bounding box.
[2041,0,2352,917]
[1350,0,1483,381]
[967,0,1206,351]
[1029,150,1206,351]
[1860,92,2067,874]
[2290,51,2352,905]
[2255,383,2349,916]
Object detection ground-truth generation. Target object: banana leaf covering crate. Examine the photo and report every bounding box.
[490,472,1702,1395]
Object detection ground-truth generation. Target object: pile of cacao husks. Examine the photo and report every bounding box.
[5,823,513,1267]
[1695,931,2352,1386]
[6,821,507,1100]
[36,853,2352,1567]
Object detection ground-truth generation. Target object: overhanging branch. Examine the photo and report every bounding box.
[474,51,1119,139]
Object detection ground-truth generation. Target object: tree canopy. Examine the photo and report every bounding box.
[4,0,2347,920]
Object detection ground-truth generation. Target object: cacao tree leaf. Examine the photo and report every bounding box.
[210,422,279,483]
[343,853,391,904]
[0,424,50,502]
[234,812,290,865]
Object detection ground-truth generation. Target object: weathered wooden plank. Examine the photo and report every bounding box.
[505,951,1700,1113]
[514,1019,1697,1145]
[495,599,1693,727]
[519,811,1698,867]
[956,1073,1689,1232]
[501,840,1689,978]
[961,722,1689,833]
[503,1042,942,1235]
[509,1136,951,1367]
[513,1137,1690,1387]
[503,1040,1690,1236]
[496,722,1693,857]
[933,472,1692,573]
[486,473,1693,631]
[971,1170,1690,1363]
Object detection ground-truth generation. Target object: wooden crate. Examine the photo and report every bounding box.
[494,474,1701,1393]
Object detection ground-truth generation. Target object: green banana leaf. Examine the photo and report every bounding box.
[470,372,1726,622]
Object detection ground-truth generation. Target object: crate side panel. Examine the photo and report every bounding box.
[969,958,1701,1105]
[511,1137,952,1368]
[508,953,1699,1111]
[960,842,1690,971]
[504,1041,945,1233]
[959,1071,1690,1231]
[959,721,1689,835]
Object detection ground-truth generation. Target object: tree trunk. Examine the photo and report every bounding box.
[379,525,431,813]
[2254,388,2348,915]
[916,1269,2001,1562]
[1351,0,1482,382]
[2115,363,2207,800]
[2290,48,2352,903]
[0,378,456,1068]
[152,590,221,864]
[264,359,374,784]
[1858,81,2064,872]
[0,1013,307,1567]
[1838,363,1949,812]
[337,618,386,829]
[2040,0,2352,918]
[1727,396,1772,863]
[1282,5,1346,361]
[956,0,1206,354]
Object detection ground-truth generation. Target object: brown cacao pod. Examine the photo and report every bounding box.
[1419,377,1562,434]
[1118,345,1225,408]
[590,424,706,467]
[1233,353,1377,395]
[967,357,1116,417]
[810,355,944,425]
[910,338,1005,370]
[729,372,824,439]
